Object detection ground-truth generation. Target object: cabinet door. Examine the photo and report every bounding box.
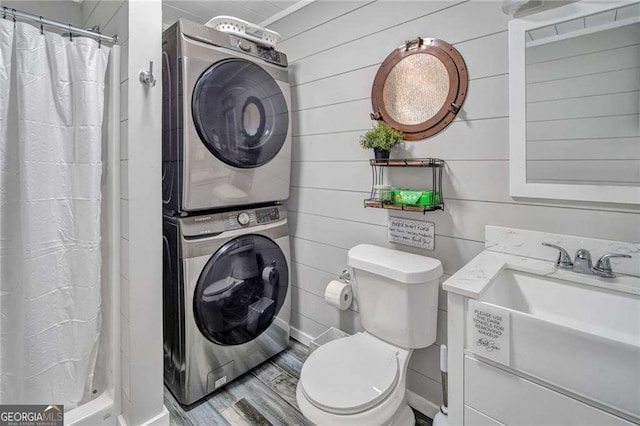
[464,356,635,426]
[464,406,503,426]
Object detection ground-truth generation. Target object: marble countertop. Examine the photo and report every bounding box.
[442,249,640,299]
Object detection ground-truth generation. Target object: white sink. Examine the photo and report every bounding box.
[472,268,640,421]
[482,268,639,345]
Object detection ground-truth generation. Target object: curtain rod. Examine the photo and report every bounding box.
[2,7,118,44]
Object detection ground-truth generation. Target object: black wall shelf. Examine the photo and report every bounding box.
[364,158,445,214]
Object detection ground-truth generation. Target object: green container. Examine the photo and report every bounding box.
[392,189,440,207]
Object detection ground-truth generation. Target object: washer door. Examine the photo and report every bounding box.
[192,59,289,169]
[193,234,289,346]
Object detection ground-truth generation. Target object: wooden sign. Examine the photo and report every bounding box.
[388,217,435,250]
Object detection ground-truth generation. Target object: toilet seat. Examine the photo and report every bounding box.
[299,333,400,415]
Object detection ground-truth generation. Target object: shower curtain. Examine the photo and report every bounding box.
[0,19,110,408]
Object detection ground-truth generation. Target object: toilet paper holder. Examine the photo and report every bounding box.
[339,269,351,283]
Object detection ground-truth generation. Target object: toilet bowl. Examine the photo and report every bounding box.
[296,244,443,425]
[296,332,414,425]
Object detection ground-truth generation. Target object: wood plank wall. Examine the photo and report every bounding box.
[269,0,640,409]
[525,22,640,185]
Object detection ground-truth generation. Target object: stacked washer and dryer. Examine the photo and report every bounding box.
[162,19,292,405]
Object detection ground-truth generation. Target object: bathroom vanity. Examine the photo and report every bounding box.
[443,226,640,426]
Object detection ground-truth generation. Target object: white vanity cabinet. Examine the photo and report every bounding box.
[447,293,638,426]
[443,226,640,426]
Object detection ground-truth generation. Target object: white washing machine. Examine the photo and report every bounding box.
[163,205,291,405]
[162,19,291,215]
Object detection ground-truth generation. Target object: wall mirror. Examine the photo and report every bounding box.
[371,37,468,140]
[509,1,640,204]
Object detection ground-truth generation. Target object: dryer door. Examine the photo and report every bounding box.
[193,234,289,346]
[192,58,289,169]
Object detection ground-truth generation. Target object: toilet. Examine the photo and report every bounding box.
[296,244,443,425]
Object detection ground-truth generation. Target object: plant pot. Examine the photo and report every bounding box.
[373,148,390,161]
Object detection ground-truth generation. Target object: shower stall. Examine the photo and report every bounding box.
[0,8,122,426]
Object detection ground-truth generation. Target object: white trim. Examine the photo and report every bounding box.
[259,0,317,28]
[406,390,440,420]
[290,325,314,347]
[509,0,640,205]
[526,16,640,47]
[107,44,122,426]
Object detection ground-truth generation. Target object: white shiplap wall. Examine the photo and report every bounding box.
[525,22,640,185]
[83,2,167,425]
[269,0,640,413]
[82,0,133,415]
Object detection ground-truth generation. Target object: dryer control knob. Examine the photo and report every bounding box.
[237,212,251,226]
[237,39,252,52]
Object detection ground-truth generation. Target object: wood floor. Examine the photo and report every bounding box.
[164,339,434,426]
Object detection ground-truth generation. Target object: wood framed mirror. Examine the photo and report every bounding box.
[371,37,468,140]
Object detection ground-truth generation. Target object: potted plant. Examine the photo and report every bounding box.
[359,121,404,160]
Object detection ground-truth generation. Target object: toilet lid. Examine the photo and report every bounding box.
[300,333,400,415]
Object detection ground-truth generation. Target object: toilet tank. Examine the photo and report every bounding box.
[347,244,443,349]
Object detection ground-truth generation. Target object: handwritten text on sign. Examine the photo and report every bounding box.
[388,218,434,250]
[468,300,510,365]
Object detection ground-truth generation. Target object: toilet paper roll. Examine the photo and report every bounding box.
[324,280,353,310]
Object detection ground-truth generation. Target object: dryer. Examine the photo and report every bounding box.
[163,19,291,216]
[163,205,291,405]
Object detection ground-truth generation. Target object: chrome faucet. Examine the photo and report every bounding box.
[572,248,594,275]
[542,243,632,278]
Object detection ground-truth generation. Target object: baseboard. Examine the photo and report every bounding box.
[117,414,127,426]
[407,390,440,420]
[290,325,313,346]
[142,407,170,426]
[118,406,169,426]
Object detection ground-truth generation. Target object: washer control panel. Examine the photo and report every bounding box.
[228,210,256,229]
[227,206,284,230]
[256,207,280,223]
[180,206,286,237]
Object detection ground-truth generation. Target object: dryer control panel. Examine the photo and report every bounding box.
[175,20,288,68]
[228,35,286,66]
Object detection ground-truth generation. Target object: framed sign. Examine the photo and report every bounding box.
[388,217,435,250]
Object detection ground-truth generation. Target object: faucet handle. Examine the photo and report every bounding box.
[593,253,632,278]
[542,243,574,269]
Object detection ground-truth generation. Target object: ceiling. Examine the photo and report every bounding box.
[162,0,300,29]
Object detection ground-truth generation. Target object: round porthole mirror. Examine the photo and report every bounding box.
[371,37,468,140]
